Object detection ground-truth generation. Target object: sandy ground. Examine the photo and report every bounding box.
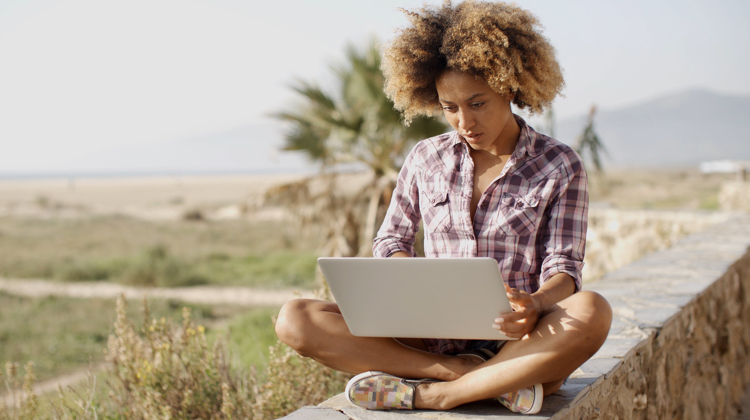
[0,169,736,220]
[0,173,306,220]
[0,278,315,306]
[0,171,375,221]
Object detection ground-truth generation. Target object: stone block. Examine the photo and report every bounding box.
[591,337,645,359]
[279,405,351,420]
[577,358,622,378]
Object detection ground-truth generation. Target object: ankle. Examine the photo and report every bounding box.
[455,353,484,371]
[434,355,478,381]
[414,382,455,410]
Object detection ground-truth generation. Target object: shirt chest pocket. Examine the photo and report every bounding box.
[421,190,452,233]
[493,177,555,237]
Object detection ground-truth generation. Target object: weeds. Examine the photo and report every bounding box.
[252,341,350,419]
[1,362,40,420]
[104,297,254,419]
[1,295,349,419]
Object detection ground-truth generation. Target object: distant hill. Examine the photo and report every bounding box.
[48,89,750,177]
[553,89,750,168]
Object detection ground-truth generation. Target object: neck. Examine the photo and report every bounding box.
[486,115,521,158]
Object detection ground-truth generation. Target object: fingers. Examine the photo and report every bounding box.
[504,283,521,295]
[495,309,528,323]
[499,283,539,337]
[492,318,534,338]
[494,305,538,337]
[505,285,531,304]
[494,308,538,331]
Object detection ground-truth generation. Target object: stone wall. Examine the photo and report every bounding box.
[584,209,732,281]
[560,215,750,420]
[719,181,750,211]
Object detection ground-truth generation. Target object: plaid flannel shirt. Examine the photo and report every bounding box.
[372,115,588,354]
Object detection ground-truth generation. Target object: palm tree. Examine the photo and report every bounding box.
[574,105,608,174]
[267,40,447,259]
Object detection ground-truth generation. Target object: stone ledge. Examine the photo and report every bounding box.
[280,214,750,419]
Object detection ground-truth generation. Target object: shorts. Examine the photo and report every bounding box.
[422,338,507,355]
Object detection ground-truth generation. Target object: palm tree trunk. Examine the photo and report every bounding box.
[358,182,381,257]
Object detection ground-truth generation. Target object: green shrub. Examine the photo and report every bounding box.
[57,259,127,282]
[122,245,209,287]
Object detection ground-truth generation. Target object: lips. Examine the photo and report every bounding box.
[462,133,482,142]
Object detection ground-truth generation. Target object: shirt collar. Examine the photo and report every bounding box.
[512,114,545,159]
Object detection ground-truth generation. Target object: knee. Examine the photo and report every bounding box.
[580,291,612,338]
[275,299,314,355]
[569,291,613,345]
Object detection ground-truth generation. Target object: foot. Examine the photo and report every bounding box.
[345,371,438,410]
[457,349,543,414]
[496,383,544,415]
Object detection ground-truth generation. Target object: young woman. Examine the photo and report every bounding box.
[275,1,612,415]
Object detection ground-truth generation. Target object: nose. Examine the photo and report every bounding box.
[457,108,475,132]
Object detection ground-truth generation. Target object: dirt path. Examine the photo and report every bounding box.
[2,364,106,410]
[0,278,315,306]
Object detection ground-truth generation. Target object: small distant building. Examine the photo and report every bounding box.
[699,160,750,174]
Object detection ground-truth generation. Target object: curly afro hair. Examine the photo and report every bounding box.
[382,0,564,124]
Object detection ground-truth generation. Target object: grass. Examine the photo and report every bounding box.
[207,307,281,369]
[0,216,319,289]
[0,293,261,382]
[588,168,733,210]
[0,213,318,414]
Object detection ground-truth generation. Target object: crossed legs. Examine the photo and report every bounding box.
[275,290,612,410]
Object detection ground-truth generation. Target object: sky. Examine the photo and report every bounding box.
[1,0,749,175]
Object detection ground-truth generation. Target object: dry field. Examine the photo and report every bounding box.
[588,167,736,210]
[0,167,741,413]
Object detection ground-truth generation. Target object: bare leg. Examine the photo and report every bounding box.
[415,291,612,410]
[275,299,479,381]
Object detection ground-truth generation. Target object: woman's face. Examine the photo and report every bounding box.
[435,70,516,155]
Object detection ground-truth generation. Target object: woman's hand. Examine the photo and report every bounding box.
[492,284,544,339]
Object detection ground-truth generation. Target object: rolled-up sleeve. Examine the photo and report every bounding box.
[539,151,588,292]
[373,148,423,258]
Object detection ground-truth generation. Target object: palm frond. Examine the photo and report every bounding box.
[575,105,608,174]
[270,38,449,258]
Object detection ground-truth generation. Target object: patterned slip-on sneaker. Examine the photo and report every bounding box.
[496,383,544,415]
[457,349,543,414]
[345,371,437,410]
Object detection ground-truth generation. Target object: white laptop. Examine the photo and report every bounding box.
[318,257,517,340]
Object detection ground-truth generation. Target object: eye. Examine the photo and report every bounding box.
[470,102,484,108]
[441,105,457,112]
